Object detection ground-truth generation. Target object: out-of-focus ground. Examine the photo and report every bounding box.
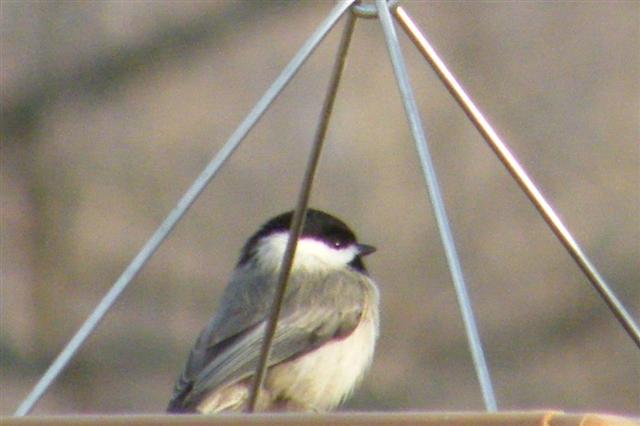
[1,0,638,417]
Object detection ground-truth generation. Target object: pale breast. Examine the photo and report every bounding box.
[266,296,379,411]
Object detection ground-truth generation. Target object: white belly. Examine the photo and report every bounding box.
[266,307,378,411]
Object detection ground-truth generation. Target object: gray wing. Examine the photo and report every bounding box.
[168,265,275,412]
[168,267,368,411]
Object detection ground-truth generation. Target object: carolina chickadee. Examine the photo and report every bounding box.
[167,209,379,413]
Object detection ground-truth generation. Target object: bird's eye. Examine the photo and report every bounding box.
[331,239,343,248]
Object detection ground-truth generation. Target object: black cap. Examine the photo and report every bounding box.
[238,209,375,273]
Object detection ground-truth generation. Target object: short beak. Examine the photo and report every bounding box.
[357,243,376,256]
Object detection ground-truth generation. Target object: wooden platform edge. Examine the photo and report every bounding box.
[1,411,638,426]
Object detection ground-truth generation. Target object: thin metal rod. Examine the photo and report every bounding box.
[246,10,357,412]
[394,6,640,350]
[376,0,498,412]
[14,0,355,417]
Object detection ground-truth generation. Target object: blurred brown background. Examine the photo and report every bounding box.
[1,0,638,417]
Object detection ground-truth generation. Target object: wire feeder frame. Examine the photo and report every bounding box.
[13,0,640,417]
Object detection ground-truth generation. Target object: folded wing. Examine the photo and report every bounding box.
[168,267,368,412]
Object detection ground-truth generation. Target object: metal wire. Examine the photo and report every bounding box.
[376,0,498,412]
[352,0,397,19]
[393,6,640,350]
[14,0,355,416]
[16,1,637,418]
[246,8,357,413]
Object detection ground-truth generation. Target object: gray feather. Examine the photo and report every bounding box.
[168,265,368,411]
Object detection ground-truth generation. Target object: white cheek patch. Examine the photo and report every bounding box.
[256,233,358,271]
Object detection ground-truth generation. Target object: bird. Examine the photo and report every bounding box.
[167,208,379,413]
